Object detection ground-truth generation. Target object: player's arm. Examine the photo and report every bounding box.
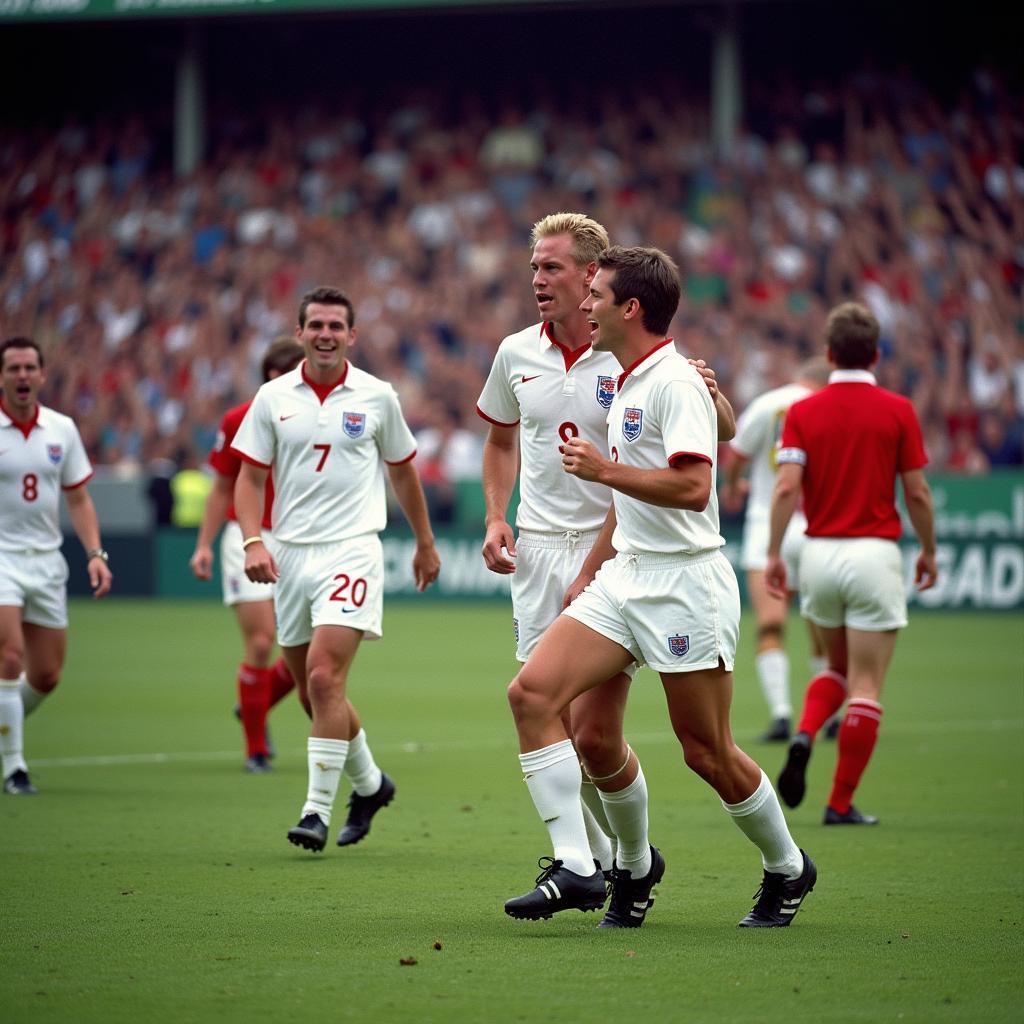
[480,422,519,574]
[721,449,750,513]
[765,462,803,598]
[234,462,277,583]
[689,359,737,442]
[564,504,617,607]
[561,438,712,510]
[901,467,938,592]
[386,460,441,592]
[63,484,113,599]
[189,474,232,581]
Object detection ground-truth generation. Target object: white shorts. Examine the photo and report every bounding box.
[741,511,807,582]
[799,536,908,631]
[0,548,69,629]
[220,521,276,605]
[564,549,740,674]
[272,534,384,648]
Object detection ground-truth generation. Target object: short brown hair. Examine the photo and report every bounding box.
[0,336,44,368]
[297,286,355,329]
[826,303,879,368]
[261,336,304,382]
[596,245,681,337]
[531,213,609,267]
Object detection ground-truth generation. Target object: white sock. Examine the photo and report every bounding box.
[0,677,28,779]
[756,649,792,719]
[301,736,349,826]
[520,739,596,877]
[580,780,615,872]
[722,770,803,879]
[344,728,383,797]
[18,673,48,717]
[598,765,652,878]
[809,655,827,677]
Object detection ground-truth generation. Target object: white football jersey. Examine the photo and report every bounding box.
[476,322,621,532]
[231,362,416,544]
[0,404,93,552]
[607,341,725,555]
[730,382,813,521]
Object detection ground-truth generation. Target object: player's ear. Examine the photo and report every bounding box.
[583,260,598,285]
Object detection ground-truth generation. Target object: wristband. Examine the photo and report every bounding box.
[242,536,263,549]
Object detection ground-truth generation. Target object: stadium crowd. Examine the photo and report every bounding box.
[1,64,1021,506]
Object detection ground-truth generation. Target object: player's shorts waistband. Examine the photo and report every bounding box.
[516,528,602,550]
[614,548,723,570]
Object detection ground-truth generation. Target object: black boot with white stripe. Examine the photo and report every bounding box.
[737,849,817,927]
[598,845,666,929]
[504,857,608,920]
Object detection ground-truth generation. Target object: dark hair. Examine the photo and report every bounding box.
[297,286,355,329]
[0,336,44,368]
[596,246,681,337]
[261,336,304,382]
[826,302,879,368]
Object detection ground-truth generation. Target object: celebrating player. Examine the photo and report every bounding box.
[769,302,937,825]
[189,336,305,774]
[232,287,440,852]
[0,336,113,795]
[504,247,815,928]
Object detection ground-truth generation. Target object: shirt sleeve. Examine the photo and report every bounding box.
[659,376,715,466]
[231,389,274,468]
[61,420,94,487]
[377,386,418,464]
[777,399,807,466]
[897,399,928,472]
[476,342,520,426]
[729,394,766,458]
[209,409,241,478]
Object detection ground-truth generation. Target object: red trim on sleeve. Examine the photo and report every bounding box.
[668,451,712,468]
[476,405,519,428]
[617,338,674,389]
[231,449,272,469]
[61,471,95,491]
[386,449,417,466]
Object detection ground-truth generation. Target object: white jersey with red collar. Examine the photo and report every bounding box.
[476,321,620,532]
[608,340,725,555]
[0,403,93,552]
[231,362,416,544]
[730,381,813,521]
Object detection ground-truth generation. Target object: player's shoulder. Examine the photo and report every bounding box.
[36,404,79,435]
[344,362,400,399]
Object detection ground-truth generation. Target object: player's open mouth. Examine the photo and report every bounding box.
[535,293,553,306]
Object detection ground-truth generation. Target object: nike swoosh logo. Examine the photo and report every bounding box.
[340,608,359,614]
[279,413,299,421]
[520,374,542,383]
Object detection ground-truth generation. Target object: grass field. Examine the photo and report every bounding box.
[1,600,1021,1024]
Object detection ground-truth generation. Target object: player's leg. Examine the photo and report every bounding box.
[747,569,792,741]
[335,697,394,847]
[233,598,276,770]
[824,627,897,824]
[660,663,815,927]
[0,605,33,794]
[505,614,634,919]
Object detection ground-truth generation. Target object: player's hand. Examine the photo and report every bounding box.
[689,358,718,400]
[560,436,605,482]
[89,558,113,599]
[720,478,749,514]
[412,541,441,592]
[244,540,279,584]
[481,521,517,574]
[189,545,213,581]
[562,570,593,608]
[914,549,938,592]
[764,554,788,599]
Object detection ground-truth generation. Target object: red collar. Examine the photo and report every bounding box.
[541,321,592,373]
[617,338,674,390]
[0,396,39,439]
[302,360,348,405]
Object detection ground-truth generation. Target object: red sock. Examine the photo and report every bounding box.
[268,656,294,708]
[828,699,883,814]
[797,670,848,738]
[237,664,271,757]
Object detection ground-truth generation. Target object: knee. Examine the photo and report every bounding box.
[681,740,725,788]
[573,718,619,772]
[507,670,554,726]
[247,632,275,667]
[1,650,24,680]
[29,671,60,694]
[305,663,341,704]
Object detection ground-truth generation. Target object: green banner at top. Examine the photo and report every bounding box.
[0,0,579,22]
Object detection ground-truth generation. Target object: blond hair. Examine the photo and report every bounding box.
[530,212,610,267]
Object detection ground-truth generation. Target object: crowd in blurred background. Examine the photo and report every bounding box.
[2,61,1021,524]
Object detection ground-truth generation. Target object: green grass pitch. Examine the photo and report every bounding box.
[1,600,1021,1023]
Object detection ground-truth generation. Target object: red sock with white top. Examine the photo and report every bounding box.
[828,699,883,814]
[237,664,271,758]
[796,670,847,739]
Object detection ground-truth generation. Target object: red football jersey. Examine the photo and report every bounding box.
[779,374,927,540]
[209,399,274,529]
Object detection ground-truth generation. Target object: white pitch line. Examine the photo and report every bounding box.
[26,717,1024,769]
